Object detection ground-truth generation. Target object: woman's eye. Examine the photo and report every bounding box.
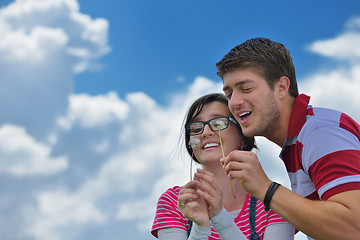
[214,120,227,129]
[192,127,202,133]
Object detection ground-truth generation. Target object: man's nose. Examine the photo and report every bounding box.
[229,91,244,110]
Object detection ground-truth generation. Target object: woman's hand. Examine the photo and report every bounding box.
[193,168,223,219]
[221,150,272,201]
[178,180,210,227]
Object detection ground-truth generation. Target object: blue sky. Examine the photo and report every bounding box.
[74,0,359,103]
[0,0,359,240]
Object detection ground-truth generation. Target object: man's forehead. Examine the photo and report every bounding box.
[222,69,264,87]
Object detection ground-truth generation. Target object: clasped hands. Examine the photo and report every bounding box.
[178,168,223,227]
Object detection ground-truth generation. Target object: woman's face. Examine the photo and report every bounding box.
[189,101,243,165]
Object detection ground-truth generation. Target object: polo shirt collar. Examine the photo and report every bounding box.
[286,94,310,139]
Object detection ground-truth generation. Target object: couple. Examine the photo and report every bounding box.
[152,38,360,240]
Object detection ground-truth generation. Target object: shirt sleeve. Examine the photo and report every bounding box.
[188,223,211,240]
[151,187,189,238]
[157,227,188,240]
[157,222,211,240]
[263,222,295,240]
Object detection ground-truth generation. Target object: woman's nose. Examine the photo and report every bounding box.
[202,123,214,136]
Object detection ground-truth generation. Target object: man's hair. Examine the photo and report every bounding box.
[216,37,299,97]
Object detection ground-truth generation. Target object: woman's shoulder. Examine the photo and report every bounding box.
[155,186,185,218]
[161,185,182,195]
[158,186,182,203]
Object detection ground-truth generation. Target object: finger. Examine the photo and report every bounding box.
[196,168,212,175]
[193,171,216,189]
[180,186,197,194]
[223,150,249,166]
[194,171,222,199]
[194,179,214,194]
[179,181,197,194]
[184,200,202,209]
[178,196,198,208]
[224,160,246,176]
[193,172,216,187]
[220,155,229,167]
[178,189,199,207]
[196,189,214,202]
[181,180,196,189]
[220,157,225,165]
[178,191,198,201]
[196,188,221,212]
[196,169,218,184]
[193,180,219,204]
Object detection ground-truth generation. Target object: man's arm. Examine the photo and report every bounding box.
[221,150,360,240]
[269,187,360,240]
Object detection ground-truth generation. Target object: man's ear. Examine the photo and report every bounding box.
[277,76,290,98]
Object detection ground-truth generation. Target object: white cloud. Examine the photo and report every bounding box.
[0,0,110,139]
[304,16,360,122]
[308,17,360,62]
[0,124,68,176]
[300,64,360,121]
[0,0,109,68]
[308,32,360,61]
[27,190,106,240]
[0,26,68,62]
[345,16,360,31]
[58,92,130,130]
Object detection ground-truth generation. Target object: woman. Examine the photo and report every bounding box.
[151,93,294,239]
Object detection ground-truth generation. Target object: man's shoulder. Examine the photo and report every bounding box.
[303,106,359,134]
[302,107,344,131]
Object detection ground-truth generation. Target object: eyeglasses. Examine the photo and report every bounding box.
[186,116,238,136]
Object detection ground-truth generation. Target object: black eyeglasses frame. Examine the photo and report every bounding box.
[185,116,238,136]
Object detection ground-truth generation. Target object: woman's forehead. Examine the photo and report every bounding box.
[193,101,230,120]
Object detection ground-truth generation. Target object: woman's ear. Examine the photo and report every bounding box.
[277,76,290,98]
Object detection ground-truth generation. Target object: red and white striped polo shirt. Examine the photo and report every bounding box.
[280,94,360,200]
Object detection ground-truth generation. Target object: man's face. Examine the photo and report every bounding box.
[222,69,280,138]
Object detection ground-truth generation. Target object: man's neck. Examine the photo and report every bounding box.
[267,96,295,147]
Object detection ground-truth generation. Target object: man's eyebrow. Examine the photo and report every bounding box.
[222,80,249,92]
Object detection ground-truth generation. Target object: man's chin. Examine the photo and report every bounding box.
[241,127,256,138]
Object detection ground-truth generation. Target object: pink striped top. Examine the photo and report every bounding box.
[151,186,287,239]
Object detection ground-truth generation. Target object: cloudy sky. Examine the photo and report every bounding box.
[0,0,359,239]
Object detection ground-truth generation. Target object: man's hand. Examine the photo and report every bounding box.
[221,150,272,201]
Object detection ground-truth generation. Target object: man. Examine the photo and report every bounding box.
[217,37,360,240]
